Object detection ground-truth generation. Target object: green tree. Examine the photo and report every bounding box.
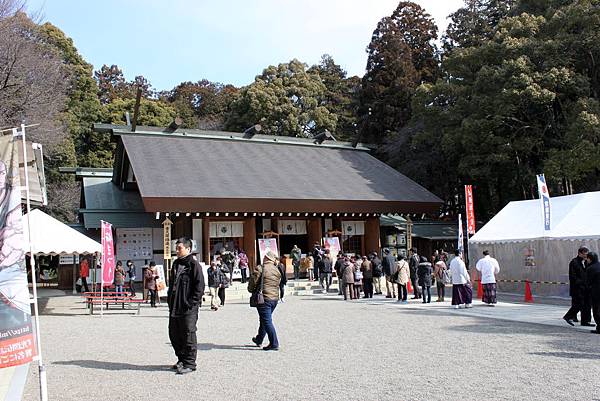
[226,59,337,137]
[443,0,516,51]
[406,0,600,218]
[358,1,438,144]
[161,80,238,130]
[308,54,360,141]
[39,22,106,170]
[103,98,177,127]
[95,64,128,104]
[95,64,155,104]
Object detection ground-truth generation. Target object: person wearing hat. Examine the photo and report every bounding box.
[249,251,282,351]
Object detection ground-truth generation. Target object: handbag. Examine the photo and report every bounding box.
[249,265,266,308]
[443,269,452,285]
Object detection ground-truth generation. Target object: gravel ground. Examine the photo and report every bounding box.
[23,294,600,401]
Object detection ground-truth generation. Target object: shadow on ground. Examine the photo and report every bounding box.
[390,307,600,361]
[52,360,171,372]
[196,343,261,351]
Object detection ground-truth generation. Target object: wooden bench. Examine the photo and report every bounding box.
[83,294,145,315]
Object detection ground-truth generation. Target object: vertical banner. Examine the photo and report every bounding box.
[163,218,172,260]
[536,174,551,231]
[0,135,35,368]
[257,238,278,263]
[457,213,464,254]
[464,185,476,235]
[101,221,115,286]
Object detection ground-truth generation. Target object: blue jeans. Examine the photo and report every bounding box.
[115,285,123,294]
[256,299,279,348]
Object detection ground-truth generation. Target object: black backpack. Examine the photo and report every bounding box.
[373,261,383,276]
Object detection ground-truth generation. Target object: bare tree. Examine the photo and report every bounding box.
[0,12,68,148]
[0,0,25,19]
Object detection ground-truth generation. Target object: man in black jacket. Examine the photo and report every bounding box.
[409,248,422,299]
[319,250,333,293]
[585,252,600,334]
[563,246,594,327]
[167,237,205,374]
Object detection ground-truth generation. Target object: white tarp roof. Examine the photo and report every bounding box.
[470,191,600,244]
[24,209,101,255]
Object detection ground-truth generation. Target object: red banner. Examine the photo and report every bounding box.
[101,221,115,286]
[465,185,476,235]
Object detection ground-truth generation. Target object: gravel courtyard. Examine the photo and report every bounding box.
[23,294,600,401]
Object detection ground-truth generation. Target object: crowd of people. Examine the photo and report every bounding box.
[163,237,599,375]
[308,245,499,309]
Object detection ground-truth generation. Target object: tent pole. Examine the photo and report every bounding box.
[100,222,104,318]
[21,124,48,401]
[72,259,76,295]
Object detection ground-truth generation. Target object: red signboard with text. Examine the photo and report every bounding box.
[465,185,476,235]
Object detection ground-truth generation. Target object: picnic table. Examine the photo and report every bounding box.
[82,292,145,315]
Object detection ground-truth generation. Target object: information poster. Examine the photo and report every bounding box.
[154,264,168,297]
[116,228,153,260]
[258,238,279,263]
[323,237,341,259]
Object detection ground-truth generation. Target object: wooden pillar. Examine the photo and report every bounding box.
[243,217,257,268]
[364,216,381,256]
[202,218,210,265]
[307,218,323,249]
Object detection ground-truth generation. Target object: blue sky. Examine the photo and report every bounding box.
[28,0,464,91]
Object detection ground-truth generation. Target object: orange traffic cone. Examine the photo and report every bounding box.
[407,279,412,294]
[524,280,534,303]
[477,280,483,300]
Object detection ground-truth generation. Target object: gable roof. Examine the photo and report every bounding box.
[96,124,443,213]
[469,191,600,243]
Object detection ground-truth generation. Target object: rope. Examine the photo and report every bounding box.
[474,279,568,285]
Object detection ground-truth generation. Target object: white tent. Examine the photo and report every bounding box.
[23,209,102,293]
[469,191,600,297]
[24,209,101,255]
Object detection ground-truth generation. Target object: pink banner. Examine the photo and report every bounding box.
[101,221,115,286]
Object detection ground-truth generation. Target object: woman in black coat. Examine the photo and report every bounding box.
[417,256,433,304]
[586,251,600,334]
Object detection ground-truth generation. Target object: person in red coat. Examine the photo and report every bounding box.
[79,258,90,292]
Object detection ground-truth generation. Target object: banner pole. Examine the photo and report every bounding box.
[20,124,48,401]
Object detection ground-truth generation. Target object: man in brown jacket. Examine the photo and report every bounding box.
[249,252,282,351]
[361,256,373,298]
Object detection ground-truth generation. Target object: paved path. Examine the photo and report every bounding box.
[18,294,600,401]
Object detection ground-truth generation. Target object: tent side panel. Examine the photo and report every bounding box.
[470,239,600,297]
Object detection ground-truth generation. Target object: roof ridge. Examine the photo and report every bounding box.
[93,123,372,152]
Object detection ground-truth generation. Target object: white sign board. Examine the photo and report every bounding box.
[116,227,153,260]
[59,255,75,265]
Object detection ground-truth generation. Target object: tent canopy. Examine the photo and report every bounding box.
[470,191,600,244]
[24,209,101,255]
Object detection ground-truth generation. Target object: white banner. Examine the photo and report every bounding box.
[536,174,551,231]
